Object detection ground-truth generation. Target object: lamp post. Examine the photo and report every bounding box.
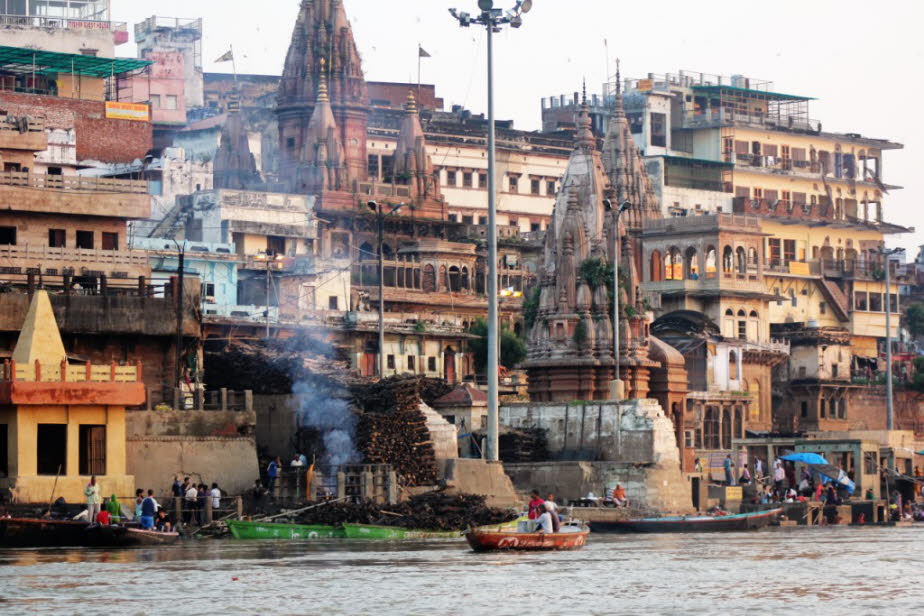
[603,199,631,399]
[450,0,532,462]
[368,200,405,378]
[254,252,285,338]
[875,246,904,430]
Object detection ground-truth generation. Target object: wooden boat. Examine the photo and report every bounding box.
[0,518,180,547]
[589,507,783,534]
[465,526,589,552]
[341,523,461,540]
[227,520,345,540]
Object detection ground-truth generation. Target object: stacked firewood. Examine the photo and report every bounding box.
[351,376,439,486]
[295,492,517,531]
[497,427,550,463]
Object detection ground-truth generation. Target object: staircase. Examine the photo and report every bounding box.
[819,277,850,321]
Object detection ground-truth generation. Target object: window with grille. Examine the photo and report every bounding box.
[79,425,106,476]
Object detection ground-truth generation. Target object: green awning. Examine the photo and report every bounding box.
[0,45,151,78]
[692,84,813,102]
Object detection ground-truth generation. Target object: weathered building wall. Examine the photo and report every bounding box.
[253,394,298,457]
[437,458,519,508]
[504,461,693,513]
[500,399,680,464]
[126,409,258,495]
[0,92,152,163]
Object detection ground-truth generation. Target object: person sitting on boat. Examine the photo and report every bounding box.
[611,484,628,508]
[95,507,112,526]
[534,502,560,533]
[739,464,751,485]
[527,490,545,520]
[155,509,173,533]
[545,493,560,520]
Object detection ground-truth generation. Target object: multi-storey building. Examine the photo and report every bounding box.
[549,70,907,433]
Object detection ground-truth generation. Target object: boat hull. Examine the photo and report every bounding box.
[0,518,180,547]
[465,529,589,552]
[341,524,460,540]
[589,508,782,534]
[227,520,344,540]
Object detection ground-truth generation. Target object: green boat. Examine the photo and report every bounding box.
[341,523,461,540]
[227,520,345,540]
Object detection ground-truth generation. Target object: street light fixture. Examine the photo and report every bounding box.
[449,0,533,462]
[368,200,406,378]
[874,245,904,430]
[603,198,631,400]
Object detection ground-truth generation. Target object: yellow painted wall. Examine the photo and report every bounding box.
[56,74,106,102]
[0,404,134,504]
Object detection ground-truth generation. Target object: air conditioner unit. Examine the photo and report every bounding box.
[205,296,216,303]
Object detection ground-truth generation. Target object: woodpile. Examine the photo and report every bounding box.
[293,492,517,531]
[351,376,447,486]
[474,426,550,463]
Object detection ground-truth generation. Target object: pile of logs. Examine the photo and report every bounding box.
[497,427,550,463]
[294,492,517,531]
[351,377,440,486]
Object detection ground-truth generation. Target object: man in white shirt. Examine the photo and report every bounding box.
[535,508,554,533]
[210,482,221,511]
[184,484,198,526]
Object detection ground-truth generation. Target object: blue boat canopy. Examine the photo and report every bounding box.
[781,453,855,495]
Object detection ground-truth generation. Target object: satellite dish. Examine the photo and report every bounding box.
[478,0,494,11]
[520,0,533,13]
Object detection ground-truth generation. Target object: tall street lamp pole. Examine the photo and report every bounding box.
[604,199,631,400]
[450,0,532,462]
[876,246,904,430]
[368,200,405,378]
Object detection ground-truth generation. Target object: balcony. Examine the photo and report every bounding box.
[0,171,150,218]
[681,108,817,132]
[733,197,833,224]
[643,270,766,296]
[0,244,150,279]
[0,14,129,44]
[644,212,762,235]
[0,115,46,150]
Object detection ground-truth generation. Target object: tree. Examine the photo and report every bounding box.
[523,286,540,331]
[468,318,527,371]
[904,302,924,338]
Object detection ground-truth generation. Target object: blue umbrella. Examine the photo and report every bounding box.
[780,453,855,495]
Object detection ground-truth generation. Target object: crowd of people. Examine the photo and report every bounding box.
[82,475,224,532]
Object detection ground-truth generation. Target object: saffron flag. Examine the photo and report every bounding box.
[418,46,431,58]
[215,49,234,63]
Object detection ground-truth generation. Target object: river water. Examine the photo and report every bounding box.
[0,526,922,615]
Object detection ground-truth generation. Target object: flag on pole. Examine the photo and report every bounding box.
[215,49,234,63]
[418,45,431,58]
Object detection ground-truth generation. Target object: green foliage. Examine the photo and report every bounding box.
[468,318,528,370]
[624,305,638,318]
[579,257,609,288]
[523,286,541,331]
[904,303,924,337]
[414,321,427,333]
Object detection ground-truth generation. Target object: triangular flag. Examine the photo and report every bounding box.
[418,46,431,58]
[215,49,234,63]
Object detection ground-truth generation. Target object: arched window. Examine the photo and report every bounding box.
[721,408,732,450]
[448,266,461,292]
[359,242,376,261]
[735,246,747,274]
[736,311,747,340]
[685,247,699,279]
[725,309,734,316]
[747,247,758,268]
[461,266,470,290]
[422,264,436,292]
[666,247,682,280]
[722,246,734,273]
[650,250,664,282]
[704,407,720,450]
[705,246,717,278]
[734,407,744,440]
[381,243,394,260]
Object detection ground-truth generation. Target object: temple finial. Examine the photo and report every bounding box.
[616,58,621,95]
[317,57,329,103]
[405,89,418,113]
[582,79,587,105]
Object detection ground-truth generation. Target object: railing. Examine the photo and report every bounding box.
[2,359,141,383]
[0,116,44,133]
[0,244,150,268]
[0,14,127,32]
[643,213,761,233]
[764,260,822,276]
[682,108,818,132]
[664,177,732,192]
[357,181,411,198]
[0,171,148,194]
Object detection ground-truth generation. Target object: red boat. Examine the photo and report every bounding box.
[465,526,589,552]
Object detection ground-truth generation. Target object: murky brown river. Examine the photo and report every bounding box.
[0,526,921,614]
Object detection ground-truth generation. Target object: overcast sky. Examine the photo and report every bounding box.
[115,0,924,257]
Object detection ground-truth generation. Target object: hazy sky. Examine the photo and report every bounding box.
[115,0,924,256]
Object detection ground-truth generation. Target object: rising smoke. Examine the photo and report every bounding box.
[291,377,361,467]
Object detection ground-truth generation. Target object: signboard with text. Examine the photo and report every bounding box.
[104,101,149,122]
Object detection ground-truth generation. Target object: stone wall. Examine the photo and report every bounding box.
[437,459,520,508]
[500,398,680,464]
[253,394,298,458]
[504,461,693,513]
[125,409,258,495]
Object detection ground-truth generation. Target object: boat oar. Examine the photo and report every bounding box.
[252,496,350,522]
[46,464,62,517]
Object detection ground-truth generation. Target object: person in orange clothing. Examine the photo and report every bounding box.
[95,507,112,525]
[611,484,628,507]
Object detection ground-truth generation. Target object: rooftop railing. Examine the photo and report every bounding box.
[0,14,127,33]
[2,358,141,383]
[0,171,147,193]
